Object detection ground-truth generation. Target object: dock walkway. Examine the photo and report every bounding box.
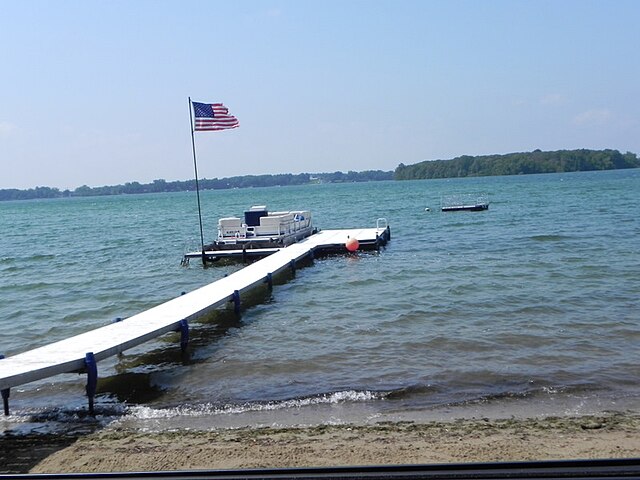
[0,226,390,415]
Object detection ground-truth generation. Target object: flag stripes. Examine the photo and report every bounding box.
[192,102,239,131]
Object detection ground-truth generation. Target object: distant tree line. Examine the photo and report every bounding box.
[4,149,638,201]
[0,170,393,201]
[394,149,639,180]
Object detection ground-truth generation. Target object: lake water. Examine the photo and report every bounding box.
[1,169,639,434]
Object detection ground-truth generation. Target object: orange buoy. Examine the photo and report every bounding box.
[345,237,359,252]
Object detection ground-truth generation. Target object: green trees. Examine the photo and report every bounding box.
[394,149,640,180]
[0,170,393,201]
[0,186,69,201]
[3,149,637,201]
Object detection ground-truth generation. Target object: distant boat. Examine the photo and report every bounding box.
[441,193,489,212]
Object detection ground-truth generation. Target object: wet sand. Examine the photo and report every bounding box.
[20,412,640,474]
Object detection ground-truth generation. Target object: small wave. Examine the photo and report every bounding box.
[445,222,472,229]
[529,234,571,242]
[20,402,128,422]
[128,389,383,419]
[371,381,605,412]
[384,383,439,399]
[129,383,599,422]
[443,382,602,408]
[0,265,21,273]
[0,402,127,436]
[513,305,566,315]
[21,253,58,262]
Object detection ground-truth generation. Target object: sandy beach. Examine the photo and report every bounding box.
[7,412,634,474]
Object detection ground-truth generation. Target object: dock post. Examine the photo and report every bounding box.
[232,290,241,315]
[84,352,98,416]
[290,259,296,276]
[1,388,8,416]
[178,319,189,351]
[0,355,9,416]
[265,272,273,291]
[242,246,247,264]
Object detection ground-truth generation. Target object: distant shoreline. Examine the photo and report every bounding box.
[3,149,639,202]
[0,170,392,202]
[395,148,639,181]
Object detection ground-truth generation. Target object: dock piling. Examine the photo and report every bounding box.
[178,319,189,351]
[290,259,296,276]
[84,352,98,416]
[265,272,273,291]
[1,388,8,416]
[232,290,241,315]
[0,355,8,416]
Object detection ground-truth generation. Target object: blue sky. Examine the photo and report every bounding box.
[1,0,639,189]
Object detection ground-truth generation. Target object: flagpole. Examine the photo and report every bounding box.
[188,97,207,266]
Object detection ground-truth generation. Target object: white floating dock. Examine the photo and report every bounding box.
[441,193,489,212]
[0,225,390,414]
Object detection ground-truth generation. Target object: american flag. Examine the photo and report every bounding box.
[192,102,239,131]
